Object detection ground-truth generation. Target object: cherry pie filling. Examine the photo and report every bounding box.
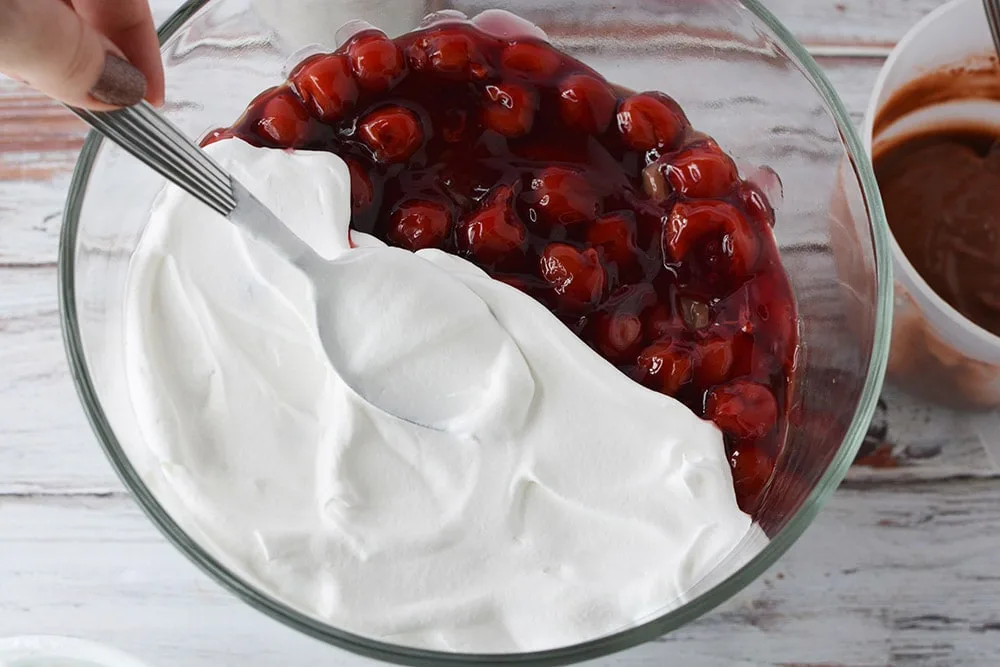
[204,21,798,516]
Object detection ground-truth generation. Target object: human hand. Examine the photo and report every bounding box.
[0,0,165,109]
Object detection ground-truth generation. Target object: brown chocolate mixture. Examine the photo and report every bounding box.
[876,127,1000,336]
[873,59,1000,136]
[874,60,1000,337]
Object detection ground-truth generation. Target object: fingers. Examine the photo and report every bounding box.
[72,0,165,105]
[0,0,147,108]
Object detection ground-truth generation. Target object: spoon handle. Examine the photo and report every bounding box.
[985,0,1000,57]
[69,102,323,270]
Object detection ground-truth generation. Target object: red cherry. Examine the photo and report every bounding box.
[590,284,656,361]
[694,334,735,388]
[347,31,405,91]
[769,297,798,364]
[558,74,617,134]
[291,54,359,123]
[661,140,739,199]
[642,303,678,342]
[616,92,688,151]
[663,200,759,276]
[729,445,775,513]
[587,212,639,266]
[528,167,600,226]
[539,243,607,309]
[722,330,755,379]
[410,29,488,79]
[630,197,674,249]
[746,274,798,366]
[345,158,373,214]
[458,184,528,263]
[636,340,694,395]
[494,274,532,294]
[358,106,423,164]
[500,42,561,79]
[254,89,311,146]
[388,199,453,251]
[482,82,537,138]
[739,181,776,228]
[705,379,779,440]
[594,313,643,361]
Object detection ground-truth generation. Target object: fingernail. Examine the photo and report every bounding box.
[90,53,147,106]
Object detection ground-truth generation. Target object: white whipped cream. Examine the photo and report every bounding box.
[122,138,762,652]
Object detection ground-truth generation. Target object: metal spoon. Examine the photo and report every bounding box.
[984,0,1000,57]
[69,102,498,431]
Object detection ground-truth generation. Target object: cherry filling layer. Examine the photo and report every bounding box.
[204,21,798,516]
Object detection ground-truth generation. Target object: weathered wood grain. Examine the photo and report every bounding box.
[848,383,1000,483]
[666,478,1000,666]
[136,0,955,48]
[0,267,123,494]
[2,482,999,666]
[767,0,947,48]
[434,0,949,49]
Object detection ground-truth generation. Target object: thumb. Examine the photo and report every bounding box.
[0,0,147,108]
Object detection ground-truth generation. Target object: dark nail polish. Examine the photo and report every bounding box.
[90,53,147,106]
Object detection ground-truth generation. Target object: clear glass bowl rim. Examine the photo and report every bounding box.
[58,1,893,664]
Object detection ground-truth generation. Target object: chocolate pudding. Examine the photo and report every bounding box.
[875,125,1000,337]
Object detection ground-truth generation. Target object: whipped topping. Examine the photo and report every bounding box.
[122,138,762,652]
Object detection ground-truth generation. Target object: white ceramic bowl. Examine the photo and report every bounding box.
[862,0,1000,408]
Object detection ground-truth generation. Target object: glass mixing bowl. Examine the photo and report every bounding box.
[60,0,892,664]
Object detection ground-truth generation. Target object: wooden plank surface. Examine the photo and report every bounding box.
[768,0,947,48]
[2,1,999,666]
[441,0,951,49]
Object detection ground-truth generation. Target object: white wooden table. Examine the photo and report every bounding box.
[3,1,999,665]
